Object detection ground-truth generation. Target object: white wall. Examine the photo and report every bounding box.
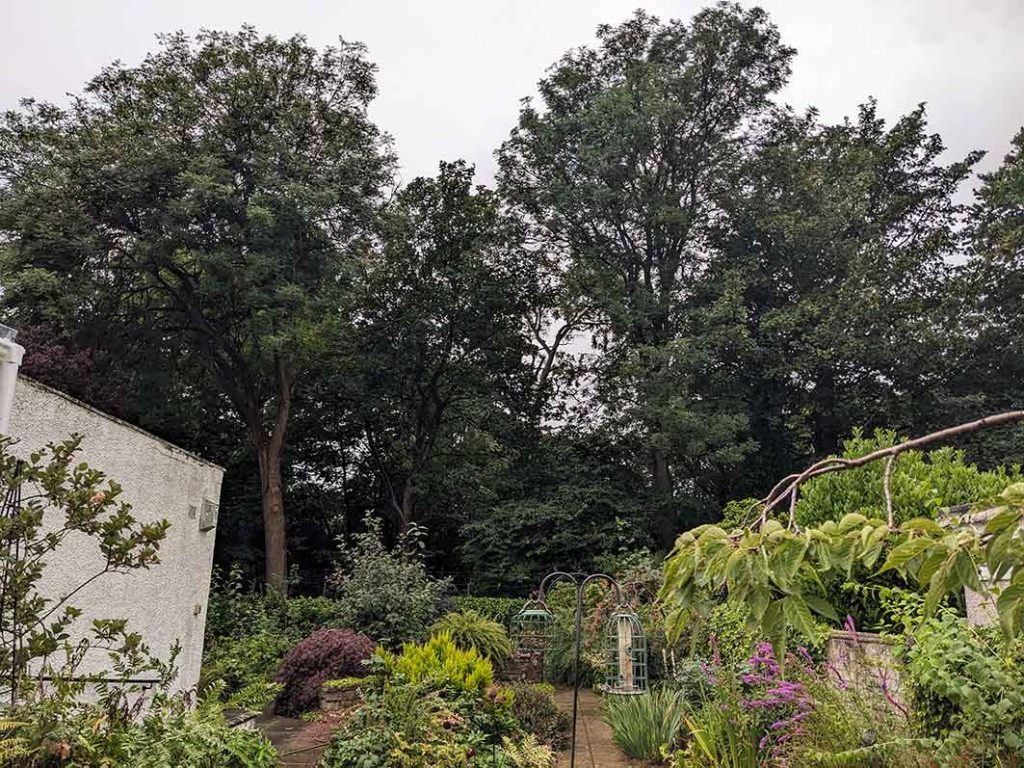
[7,377,223,693]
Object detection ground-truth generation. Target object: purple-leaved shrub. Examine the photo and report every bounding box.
[273,628,376,716]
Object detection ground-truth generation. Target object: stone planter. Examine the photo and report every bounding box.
[318,679,365,711]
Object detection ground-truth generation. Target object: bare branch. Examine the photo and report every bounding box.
[757,411,1024,527]
[883,455,896,529]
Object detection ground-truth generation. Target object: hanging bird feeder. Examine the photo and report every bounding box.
[510,599,554,656]
[604,607,647,694]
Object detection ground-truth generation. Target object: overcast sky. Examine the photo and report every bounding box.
[3,0,1022,191]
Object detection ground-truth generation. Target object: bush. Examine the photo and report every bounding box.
[903,610,1024,764]
[200,631,291,706]
[454,596,523,627]
[604,688,686,761]
[328,514,450,649]
[431,611,513,664]
[273,629,375,716]
[508,683,570,749]
[378,632,494,695]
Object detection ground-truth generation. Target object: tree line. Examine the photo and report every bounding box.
[0,5,1021,594]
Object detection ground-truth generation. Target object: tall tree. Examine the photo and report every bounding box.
[703,102,982,495]
[497,5,795,547]
[0,28,394,592]
[344,160,535,530]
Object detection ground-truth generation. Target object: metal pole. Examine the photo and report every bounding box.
[536,571,622,768]
[570,581,583,768]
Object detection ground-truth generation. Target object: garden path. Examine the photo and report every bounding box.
[257,712,331,767]
[554,688,641,768]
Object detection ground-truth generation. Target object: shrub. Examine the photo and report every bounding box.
[273,629,375,716]
[378,632,494,695]
[903,610,1024,764]
[431,610,513,664]
[328,514,450,649]
[454,596,523,627]
[604,688,686,761]
[200,631,291,706]
[508,683,570,749]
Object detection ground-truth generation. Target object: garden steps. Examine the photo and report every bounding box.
[554,688,642,768]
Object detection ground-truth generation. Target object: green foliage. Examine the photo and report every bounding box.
[0,27,396,589]
[461,436,649,595]
[328,514,450,649]
[497,5,796,545]
[200,632,289,709]
[453,597,523,628]
[322,677,365,692]
[794,430,1021,528]
[903,610,1024,763]
[604,688,686,761]
[343,159,536,535]
[378,633,494,696]
[7,689,277,767]
[430,611,513,664]
[201,566,346,709]
[661,480,1024,655]
[506,683,570,750]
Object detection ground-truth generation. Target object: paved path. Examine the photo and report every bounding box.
[256,712,332,767]
[554,688,640,768]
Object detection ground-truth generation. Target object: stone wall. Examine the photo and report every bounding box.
[7,377,223,693]
[826,629,904,708]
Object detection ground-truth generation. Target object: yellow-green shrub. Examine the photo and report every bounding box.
[377,632,493,694]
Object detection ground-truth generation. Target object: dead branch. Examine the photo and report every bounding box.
[759,410,1024,523]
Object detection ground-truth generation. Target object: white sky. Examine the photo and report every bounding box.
[3,0,1023,191]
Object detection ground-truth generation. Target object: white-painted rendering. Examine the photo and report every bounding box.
[6,377,223,694]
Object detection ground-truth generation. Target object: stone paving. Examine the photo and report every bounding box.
[554,688,640,768]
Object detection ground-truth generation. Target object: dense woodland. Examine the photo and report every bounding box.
[1,5,1022,596]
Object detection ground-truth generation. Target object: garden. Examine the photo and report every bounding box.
[1,1,1024,766]
[6,422,1024,766]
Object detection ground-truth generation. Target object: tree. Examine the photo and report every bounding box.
[339,161,535,531]
[948,127,1024,464]
[701,102,982,496]
[497,5,795,547]
[0,28,394,592]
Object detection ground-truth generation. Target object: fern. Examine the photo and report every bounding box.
[0,719,29,764]
[502,734,555,768]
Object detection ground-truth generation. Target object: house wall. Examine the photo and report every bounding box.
[7,377,223,693]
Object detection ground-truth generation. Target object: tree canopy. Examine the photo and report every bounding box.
[0,8,1022,594]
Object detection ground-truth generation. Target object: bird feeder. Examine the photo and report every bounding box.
[510,599,554,656]
[604,608,647,694]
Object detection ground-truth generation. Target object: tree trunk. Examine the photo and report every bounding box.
[254,357,292,595]
[400,480,416,530]
[651,445,677,551]
[812,368,840,457]
[257,439,288,595]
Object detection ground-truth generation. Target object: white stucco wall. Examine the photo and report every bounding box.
[7,377,223,693]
